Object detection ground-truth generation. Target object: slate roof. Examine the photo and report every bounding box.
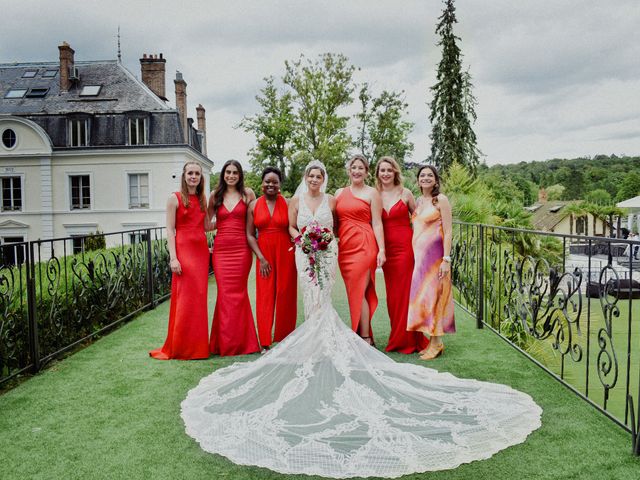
[0,60,170,114]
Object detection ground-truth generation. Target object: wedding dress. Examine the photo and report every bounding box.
[181,192,542,478]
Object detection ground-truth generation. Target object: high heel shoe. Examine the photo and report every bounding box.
[419,343,444,360]
[360,336,376,347]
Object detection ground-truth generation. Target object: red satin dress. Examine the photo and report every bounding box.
[254,195,297,347]
[382,200,429,354]
[150,193,210,360]
[210,200,260,356]
[336,188,378,333]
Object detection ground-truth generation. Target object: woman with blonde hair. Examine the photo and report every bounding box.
[150,161,211,360]
[376,156,428,354]
[335,154,385,345]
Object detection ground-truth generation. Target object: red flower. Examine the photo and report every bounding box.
[318,241,328,251]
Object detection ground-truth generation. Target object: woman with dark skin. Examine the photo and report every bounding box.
[246,167,297,350]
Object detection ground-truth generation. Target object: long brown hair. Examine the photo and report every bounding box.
[213,160,246,213]
[375,156,403,190]
[180,162,206,210]
[417,165,441,206]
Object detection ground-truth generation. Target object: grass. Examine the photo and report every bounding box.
[1,269,639,479]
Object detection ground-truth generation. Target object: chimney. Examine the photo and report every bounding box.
[538,187,548,203]
[196,104,207,155]
[58,42,75,92]
[140,53,167,100]
[174,71,188,143]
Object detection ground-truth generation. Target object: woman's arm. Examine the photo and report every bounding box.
[246,200,271,277]
[404,187,417,215]
[166,194,181,275]
[245,187,256,204]
[438,194,453,280]
[288,196,300,239]
[370,188,386,268]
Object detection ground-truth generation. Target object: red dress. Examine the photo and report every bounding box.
[150,193,210,360]
[253,195,297,347]
[336,188,378,333]
[382,200,429,353]
[210,200,260,356]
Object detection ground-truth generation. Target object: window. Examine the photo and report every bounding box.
[1,177,22,211]
[42,69,58,78]
[25,88,49,98]
[2,129,17,149]
[576,216,587,235]
[128,118,148,145]
[1,237,25,266]
[71,236,85,254]
[70,175,91,210]
[80,85,101,96]
[128,173,149,208]
[4,89,27,99]
[22,70,37,78]
[68,119,88,147]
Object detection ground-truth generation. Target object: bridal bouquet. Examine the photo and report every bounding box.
[294,220,334,287]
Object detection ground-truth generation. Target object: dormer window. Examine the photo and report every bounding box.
[25,88,48,98]
[80,85,101,96]
[128,117,148,145]
[68,118,89,147]
[22,70,37,78]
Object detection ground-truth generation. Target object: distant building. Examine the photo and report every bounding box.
[526,198,608,237]
[0,42,212,263]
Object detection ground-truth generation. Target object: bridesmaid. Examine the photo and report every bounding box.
[376,157,429,354]
[335,154,385,345]
[408,165,455,360]
[246,167,297,350]
[209,160,260,356]
[150,162,211,360]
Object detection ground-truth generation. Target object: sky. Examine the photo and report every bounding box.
[2,0,639,168]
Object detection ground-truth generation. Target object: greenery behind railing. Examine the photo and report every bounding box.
[0,228,171,387]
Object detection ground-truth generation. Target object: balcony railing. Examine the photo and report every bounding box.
[452,221,640,455]
[0,228,171,387]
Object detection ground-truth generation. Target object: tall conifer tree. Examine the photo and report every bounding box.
[429,0,481,174]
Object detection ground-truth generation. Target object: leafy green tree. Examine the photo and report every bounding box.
[355,83,414,174]
[561,168,585,200]
[284,53,356,191]
[429,0,481,174]
[238,77,297,192]
[584,188,612,205]
[546,184,565,201]
[615,171,640,201]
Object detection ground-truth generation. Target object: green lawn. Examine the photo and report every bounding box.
[1,270,639,479]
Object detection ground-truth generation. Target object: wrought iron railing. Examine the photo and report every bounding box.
[0,228,170,387]
[452,221,640,454]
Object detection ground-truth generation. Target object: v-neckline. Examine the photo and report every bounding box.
[303,193,324,217]
[223,199,242,213]
[382,198,403,216]
[264,195,278,218]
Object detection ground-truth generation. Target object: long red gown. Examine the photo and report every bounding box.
[253,195,297,347]
[382,200,429,354]
[210,200,260,356]
[336,188,378,333]
[150,193,210,360]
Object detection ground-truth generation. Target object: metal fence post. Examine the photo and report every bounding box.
[146,229,155,309]
[477,224,484,329]
[26,241,40,373]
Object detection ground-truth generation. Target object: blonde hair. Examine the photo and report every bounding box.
[347,153,369,172]
[375,156,403,190]
[180,162,206,211]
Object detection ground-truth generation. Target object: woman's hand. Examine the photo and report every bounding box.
[259,257,272,278]
[170,258,182,275]
[438,260,450,280]
[376,249,386,268]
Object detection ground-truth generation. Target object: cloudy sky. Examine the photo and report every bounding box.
[2,0,639,167]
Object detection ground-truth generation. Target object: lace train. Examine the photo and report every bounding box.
[181,193,542,478]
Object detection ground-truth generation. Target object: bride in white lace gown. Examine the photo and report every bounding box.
[181,161,542,478]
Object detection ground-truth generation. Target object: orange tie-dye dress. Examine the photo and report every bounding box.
[407,205,455,336]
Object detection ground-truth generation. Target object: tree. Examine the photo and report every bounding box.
[355,84,414,174]
[546,184,565,201]
[238,77,297,192]
[584,188,612,205]
[429,0,481,174]
[616,171,640,201]
[284,53,356,191]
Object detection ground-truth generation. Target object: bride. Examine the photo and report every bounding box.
[181,160,542,478]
